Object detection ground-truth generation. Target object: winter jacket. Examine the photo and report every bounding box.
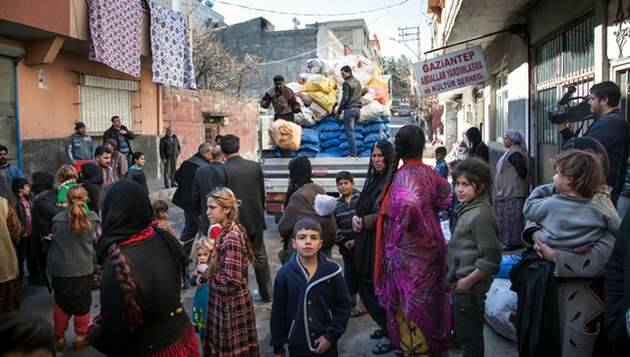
[271,252,352,356]
[65,132,95,162]
[561,109,629,200]
[260,86,301,116]
[32,190,63,240]
[225,156,267,236]
[337,76,362,114]
[48,210,99,278]
[172,153,210,210]
[447,194,501,293]
[191,161,228,235]
[510,249,561,357]
[126,165,148,191]
[606,210,630,353]
[159,135,181,160]
[103,125,135,155]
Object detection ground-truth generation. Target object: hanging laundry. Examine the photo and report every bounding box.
[87,0,142,77]
[149,0,197,89]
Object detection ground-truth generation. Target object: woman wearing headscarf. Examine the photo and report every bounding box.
[351,140,395,355]
[79,162,103,214]
[465,127,489,163]
[494,129,529,249]
[278,157,336,263]
[88,180,198,357]
[374,126,452,355]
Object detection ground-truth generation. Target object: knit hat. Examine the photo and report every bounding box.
[293,218,322,237]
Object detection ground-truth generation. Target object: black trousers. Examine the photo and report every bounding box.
[163,158,177,187]
[181,210,200,257]
[358,280,388,336]
[452,292,485,357]
[17,235,43,283]
[342,252,359,296]
[250,231,272,301]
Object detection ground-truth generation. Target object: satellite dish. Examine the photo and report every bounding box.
[292,17,301,29]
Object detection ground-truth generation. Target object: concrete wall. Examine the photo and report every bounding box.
[0,0,70,36]
[215,18,318,98]
[161,87,260,162]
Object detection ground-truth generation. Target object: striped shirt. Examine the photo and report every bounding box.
[334,190,360,247]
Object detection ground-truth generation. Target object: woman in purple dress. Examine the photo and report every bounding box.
[374,125,452,355]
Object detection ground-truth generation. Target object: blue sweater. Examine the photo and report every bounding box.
[270,252,352,355]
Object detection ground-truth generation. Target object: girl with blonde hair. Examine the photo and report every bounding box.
[203,187,258,356]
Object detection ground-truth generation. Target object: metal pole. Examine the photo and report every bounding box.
[424,27,514,54]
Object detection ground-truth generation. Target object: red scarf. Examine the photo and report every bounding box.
[120,226,154,247]
[374,159,422,284]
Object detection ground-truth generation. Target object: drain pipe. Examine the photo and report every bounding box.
[14,59,22,171]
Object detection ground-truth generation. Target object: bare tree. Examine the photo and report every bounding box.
[193,26,258,95]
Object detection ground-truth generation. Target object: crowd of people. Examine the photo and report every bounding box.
[2,80,630,357]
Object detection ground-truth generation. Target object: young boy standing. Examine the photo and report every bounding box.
[271,218,352,357]
[333,171,365,317]
[12,178,35,283]
[448,158,502,357]
[434,146,449,179]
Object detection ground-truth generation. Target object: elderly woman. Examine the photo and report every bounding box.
[494,129,529,249]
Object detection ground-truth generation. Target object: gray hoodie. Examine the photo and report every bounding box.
[523,184,621,249]
[66,132,95,162]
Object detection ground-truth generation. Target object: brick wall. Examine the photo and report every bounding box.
[162,87,260,163]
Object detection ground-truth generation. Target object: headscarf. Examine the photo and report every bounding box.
[285,156,313,207]
[497,129,527,170]
[79,162,103,186]
[95,180,154,263]
[356,140,395,216]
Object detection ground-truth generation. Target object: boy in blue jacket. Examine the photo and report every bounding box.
[271,218,352,356]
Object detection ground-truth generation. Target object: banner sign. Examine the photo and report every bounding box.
[417,46,489,97]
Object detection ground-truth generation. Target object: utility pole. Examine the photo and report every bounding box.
[397,26,421,61]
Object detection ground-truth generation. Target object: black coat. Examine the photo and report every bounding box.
[191,161,228,235]
[225,156,266,236]
[605,210,630,353]
[510,249,561,357]
[172,153,210,210]
[32,190,63,239]
[103,125,135,154]
[159,135,181,160]
[89,229,191,356]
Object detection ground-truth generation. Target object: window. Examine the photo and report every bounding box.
[80,75,139,133]
[495,70,508,141]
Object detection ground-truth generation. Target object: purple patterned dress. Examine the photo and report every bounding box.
[374,161,452,352]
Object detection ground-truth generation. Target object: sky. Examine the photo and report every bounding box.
[210,0,433,61]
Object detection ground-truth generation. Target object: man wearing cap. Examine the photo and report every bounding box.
[260,75,302,122]
[65,122,95,171]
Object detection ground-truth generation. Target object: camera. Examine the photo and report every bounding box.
[548,86,595,124]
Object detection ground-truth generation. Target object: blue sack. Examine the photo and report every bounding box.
[364,123,387,134]
[301,129,320,145]
[339,142,349,150]
[320,130,344,141]
[359,149,372,157]
[497,255,522,278]
[300,143,320,152]
[297,149,318,158]
[320,148,346,157]
[317,117,343,131]
[321,138,342,149]
[364,132,386,144]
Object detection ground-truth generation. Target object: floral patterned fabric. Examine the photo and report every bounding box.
[149,0,196,89]
[87,0,142,77]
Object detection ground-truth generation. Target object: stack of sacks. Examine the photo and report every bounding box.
[297,128,320,158]
[303,75,338,114]
[356,117,391,157]
[316,116,346,157]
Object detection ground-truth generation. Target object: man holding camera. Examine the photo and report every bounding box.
[557,81,629,202]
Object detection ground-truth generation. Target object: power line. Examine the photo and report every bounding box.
[213,0,409,17]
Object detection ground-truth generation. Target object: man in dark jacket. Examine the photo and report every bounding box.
[65,122,95,166]
[31,172,63,284]
[559,81,629,202]
[159,127,181,189]
[172,143,212,251]
[337,66,363,157]
[192,145,227,236]
[102,116,135,162]
[260,75,302,122]
[220,134,272,302]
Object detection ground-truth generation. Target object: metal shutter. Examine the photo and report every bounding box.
[80,75,138,133]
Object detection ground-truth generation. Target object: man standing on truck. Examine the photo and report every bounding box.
[337,66,363,157]
[260,75,302,122]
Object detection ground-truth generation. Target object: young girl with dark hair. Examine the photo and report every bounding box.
[374,125,452,355]
[89,180,198,357]
[203,187,259,356]
[48,186,99,351]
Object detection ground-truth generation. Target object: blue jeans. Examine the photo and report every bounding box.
[342,107,360,156]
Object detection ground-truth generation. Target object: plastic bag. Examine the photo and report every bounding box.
[301,129,320,145]
[286,82,303,93]
[307,90,338,113]
[497,255,522,279]
[485,279,518,342]
[296,92,313,107]
[314,194,337,216]
[310,102,329,119]
[367,76,389,105]
[359,100,388,122]
[304,75,337,94]
[269,119,302,151]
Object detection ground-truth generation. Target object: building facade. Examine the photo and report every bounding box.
[428,0,629,184]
